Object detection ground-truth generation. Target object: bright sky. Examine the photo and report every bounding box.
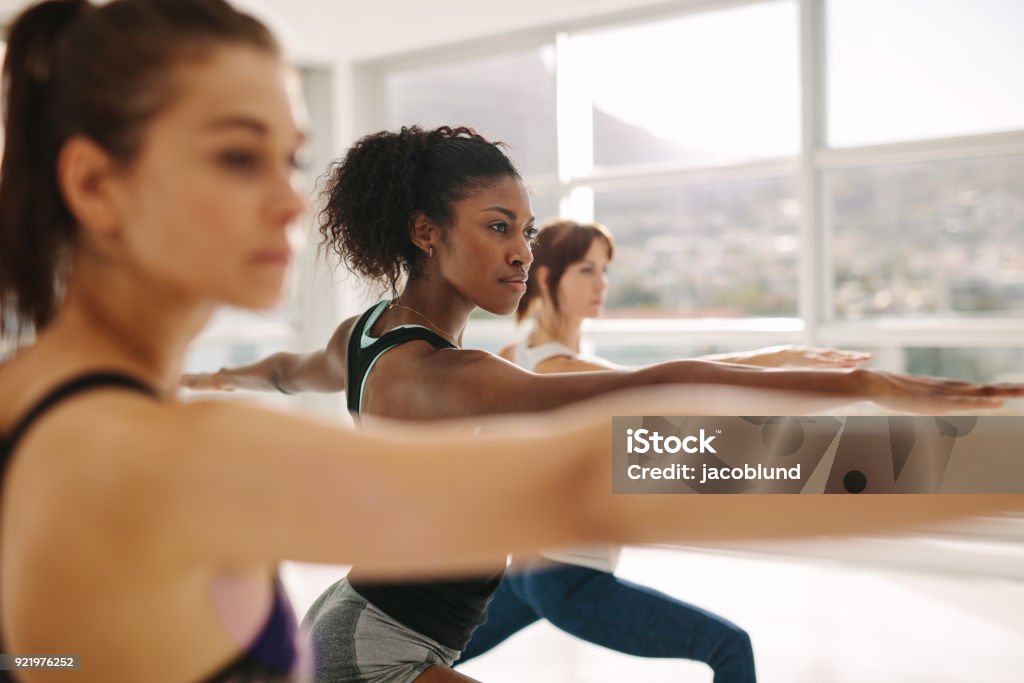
[568,0,1024,159]
[828,0,1024,146]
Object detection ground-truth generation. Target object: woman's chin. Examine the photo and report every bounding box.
[229,288,286,312]
[478,299,519,317]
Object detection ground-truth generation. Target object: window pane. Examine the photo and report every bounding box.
[830,155,1024,318]
[529,187,563,226]
[573,1,798,169]
[593,177,799,317]
[828,0,1024,147]
[385,46,557,176]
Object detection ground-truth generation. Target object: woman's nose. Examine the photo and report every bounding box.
[511,235,534,268]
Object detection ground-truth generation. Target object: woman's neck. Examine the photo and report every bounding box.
[46,258,214,394]
[388,278,475,348]
[530,306,582,353]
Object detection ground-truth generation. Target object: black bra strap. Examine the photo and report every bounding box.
[346,304,380,414]
[346,303,455,415]
[5,372,157,453]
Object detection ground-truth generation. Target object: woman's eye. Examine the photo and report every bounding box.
[219,150,261,171]
[489,222,508,233]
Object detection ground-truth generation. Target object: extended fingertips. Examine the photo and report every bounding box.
[979,383,1024,396]
[970,396,1004,407]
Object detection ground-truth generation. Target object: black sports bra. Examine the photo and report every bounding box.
[346,300,457,414]
[0,372,298,682]
[344,303,502,652]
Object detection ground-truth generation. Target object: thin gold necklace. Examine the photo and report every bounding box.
[387,298,461,348]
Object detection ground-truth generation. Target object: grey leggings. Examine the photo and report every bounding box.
[302,577,461,683]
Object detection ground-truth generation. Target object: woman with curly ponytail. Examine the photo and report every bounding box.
[190,122,1024,681]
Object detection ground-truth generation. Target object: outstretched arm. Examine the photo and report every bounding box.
[386,344,1022,420]
[24,384,1022,582]
[180,318,355,394]
[529,345,870,373]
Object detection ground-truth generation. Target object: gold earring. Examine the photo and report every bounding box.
[429,245,434,258]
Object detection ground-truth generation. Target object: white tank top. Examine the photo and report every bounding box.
[511,337,622,573]
[513,338,578,371]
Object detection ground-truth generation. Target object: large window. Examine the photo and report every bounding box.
[363,0,1024,381]
[827,0,1024,147]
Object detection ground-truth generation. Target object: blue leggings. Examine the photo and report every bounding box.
[456,562,756,683]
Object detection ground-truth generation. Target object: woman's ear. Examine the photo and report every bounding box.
[534,265,551,299]
[408,211,437,258]
[57,136,124,240]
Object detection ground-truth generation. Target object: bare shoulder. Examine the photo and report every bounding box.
[363,343,532,419]
[534,355,616,374]
[364,340,494,389]
[497,344,517,363]
[323,315,362,373]
[328,315,360,351]
[3,391,187,552]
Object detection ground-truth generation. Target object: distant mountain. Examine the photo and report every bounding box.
[593,106,708,167]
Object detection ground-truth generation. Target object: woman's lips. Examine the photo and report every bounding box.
[500,276,527,293]
[251,249,292,267]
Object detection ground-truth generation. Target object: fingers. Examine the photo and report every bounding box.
[822,352,871,364]
[790,347,871,368]
[930,396,1004,412]
[807,357,867,368]
[868,371,1021,413]
[983,382,1024,396]
[926,380,1024,397]
[887,371,1024,398]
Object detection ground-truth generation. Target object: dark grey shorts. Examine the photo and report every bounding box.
[302,577,461,683]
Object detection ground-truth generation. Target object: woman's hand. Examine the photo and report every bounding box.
[180,369,235,391]
[734,344,871,369]
[848,368,1024,413]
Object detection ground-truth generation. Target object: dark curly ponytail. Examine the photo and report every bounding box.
[318,125,521,294]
